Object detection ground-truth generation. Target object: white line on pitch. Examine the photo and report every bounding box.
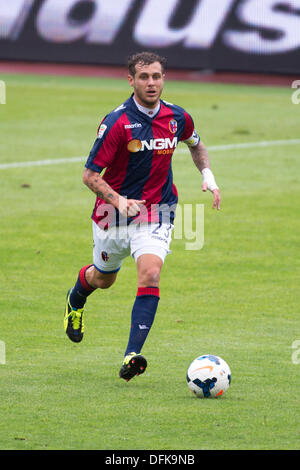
[0,139,300,170]
[0,156,85,170]
[200,139,300,152]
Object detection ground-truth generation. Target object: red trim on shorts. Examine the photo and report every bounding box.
[79,264,95,292]
[137,287,160,297]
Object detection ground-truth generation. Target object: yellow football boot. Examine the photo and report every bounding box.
[64,289,84,343]
[119,352,147,381]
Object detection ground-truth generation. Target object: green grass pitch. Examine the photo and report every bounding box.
[0,72,299,450]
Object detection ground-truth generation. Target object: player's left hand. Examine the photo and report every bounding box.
[212,188,221,210]
[202,182,221,210]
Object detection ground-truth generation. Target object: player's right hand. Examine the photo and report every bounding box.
[118,196,146,217]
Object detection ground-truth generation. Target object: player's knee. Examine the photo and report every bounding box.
[140,266,161,286]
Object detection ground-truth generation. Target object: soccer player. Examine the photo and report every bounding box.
[64,52,221,381]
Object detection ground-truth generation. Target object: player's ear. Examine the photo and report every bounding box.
[128,74,134,87]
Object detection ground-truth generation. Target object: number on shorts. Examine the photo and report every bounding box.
[152,223,172,238]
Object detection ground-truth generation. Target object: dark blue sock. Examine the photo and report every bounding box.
[69,264,96,309]
[124,287,160,356]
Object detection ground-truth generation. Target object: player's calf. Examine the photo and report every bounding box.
[85,266,117,289]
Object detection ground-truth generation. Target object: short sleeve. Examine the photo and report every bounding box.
[85,116,123,173]
[180,112,200,147]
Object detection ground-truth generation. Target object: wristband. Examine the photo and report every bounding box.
[201,168,219,191]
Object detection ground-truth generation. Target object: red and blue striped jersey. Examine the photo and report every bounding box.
[85,94,198,228]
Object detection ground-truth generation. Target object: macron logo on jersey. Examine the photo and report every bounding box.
[127,137,178,154]
[124,123,142,129]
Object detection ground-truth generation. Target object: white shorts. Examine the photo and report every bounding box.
[92,221,174,273]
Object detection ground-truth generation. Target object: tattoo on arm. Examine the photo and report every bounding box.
[84,169,118,206]
[189,142,210,172]
[96,191,104,199]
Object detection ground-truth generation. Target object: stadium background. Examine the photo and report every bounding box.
[1,0,300,75]
[1,0,299,452]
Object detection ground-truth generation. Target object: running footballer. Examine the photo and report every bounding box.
[64,52,221,381]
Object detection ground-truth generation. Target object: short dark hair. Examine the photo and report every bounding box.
[128,51,167,76]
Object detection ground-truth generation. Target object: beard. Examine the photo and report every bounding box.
[135,87,162,108]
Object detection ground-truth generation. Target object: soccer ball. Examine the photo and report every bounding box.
[186,355,231,398]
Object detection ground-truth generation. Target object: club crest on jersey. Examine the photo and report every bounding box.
[101,251,110,262]
[169,119,178,134]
